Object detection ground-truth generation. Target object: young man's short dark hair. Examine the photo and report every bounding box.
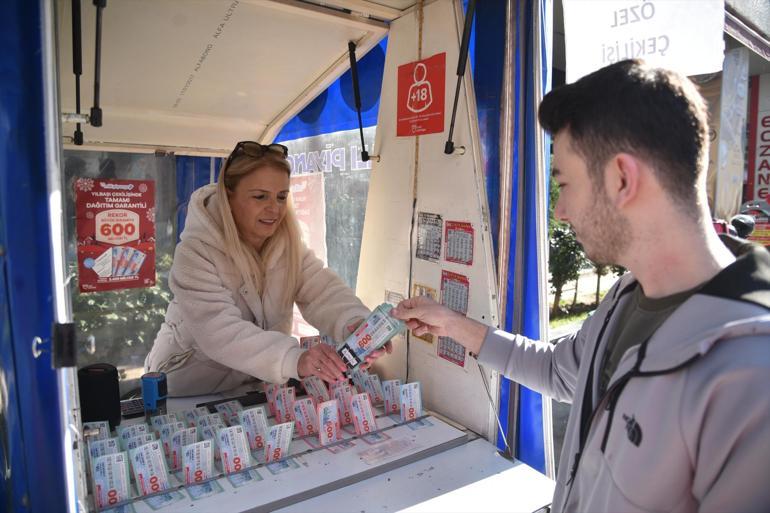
[538,59,709,213]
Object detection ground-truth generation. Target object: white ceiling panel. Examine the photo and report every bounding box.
[58,0,388,154]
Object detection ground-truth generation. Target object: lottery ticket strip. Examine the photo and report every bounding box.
[87,389,553,513]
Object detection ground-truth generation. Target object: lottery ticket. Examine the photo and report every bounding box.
[292,397,318,437]
[349,368,368,392]
[363,373,384,405]
[197,425,221,460]
[274,386,296,424]
[129,441,170,496]
[149,414,178,432]
[117,424,150,451]
[400,382,423,422]
[123,249,146,276]
[89,437,120,463]
[301,376,330,404]
[186,480,224,500]
[158,421,185,457]
[92,452,130,509]
[317,400,340,446]
[182,440,214,485]
[382,379,402,415]
[111,247,122,276]
[114,246,134,276]
[88,437,120,481]
[265,457,299,475]
[214,400,243,426]
[169,427,197,471]
[182,407,210,428]
[350,393,378,435]
[196,412,225,428]
[264,421,294,463]
[124,433,156,452]
[299,335,321,350]
[238,406,269,452]
[143,491,184,511]
[337,304,404,369]
[227,469,263,488]
[218,425,251,474]
[84,420,111,441]
[263,383,281,418]
[332,383,354,426]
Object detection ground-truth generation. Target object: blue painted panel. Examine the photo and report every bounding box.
[175,156,220,239]
[276,39,387,141]
[0,0,68,510]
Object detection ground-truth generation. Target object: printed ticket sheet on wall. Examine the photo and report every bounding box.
[75,178,156,292]
[439,271,469,367]
[445,221,474,265]
[416,212,443,262]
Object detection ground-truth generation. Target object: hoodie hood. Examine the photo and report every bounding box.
[619,239,770,375]
[180,183,287,270]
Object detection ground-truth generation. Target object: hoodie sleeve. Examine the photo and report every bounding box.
[169,239,304,383]
[477,321,590,403]
[294,246,371,343]
[682,336,770,512]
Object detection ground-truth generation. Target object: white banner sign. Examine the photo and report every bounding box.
[563,0,724,83]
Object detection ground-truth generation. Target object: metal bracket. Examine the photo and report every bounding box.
[52,322,77,368]
[31,336,49,359]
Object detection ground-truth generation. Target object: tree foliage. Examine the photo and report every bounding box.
[549,224,586,316]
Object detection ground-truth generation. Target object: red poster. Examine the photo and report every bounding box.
[75,178,156,292]
[290,173,327,338]
[397,52,446,136]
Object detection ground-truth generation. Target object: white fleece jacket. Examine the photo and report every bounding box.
[145,184,370,396]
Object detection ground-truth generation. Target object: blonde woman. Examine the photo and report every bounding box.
[145,141,387,396]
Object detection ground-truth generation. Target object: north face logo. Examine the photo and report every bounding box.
[622,414,642,446]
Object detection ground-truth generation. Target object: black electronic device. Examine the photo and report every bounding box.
[78,363,121,429]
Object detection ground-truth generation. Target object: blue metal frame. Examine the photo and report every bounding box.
[0,1,67,510]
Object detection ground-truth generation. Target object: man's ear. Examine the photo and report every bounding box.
[606,153,640,208]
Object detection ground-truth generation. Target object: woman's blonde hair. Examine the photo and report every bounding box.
[215,151,302,308]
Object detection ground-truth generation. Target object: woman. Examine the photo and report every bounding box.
[145,141,385,396]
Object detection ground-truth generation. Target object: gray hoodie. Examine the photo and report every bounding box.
[479,239,770,512]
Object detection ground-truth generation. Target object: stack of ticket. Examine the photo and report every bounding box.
[302,376,330,404]
[292,397,319,437]
[169,427,197,471]
[215,400,243,426]
[117,423,151,451]
[274,387,296,424]
[238,406,269,452]
[264,421,294,463]
[182,440,214,485]
[129,441,170,496]
[350,393,377,435]
[382,379,402,415]
[218,425,251,474]
[400,382,423,422]
[331,383,354,426]
[317,400,341,446]
[92,452,130,508]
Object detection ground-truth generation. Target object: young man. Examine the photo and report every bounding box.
[392,59,770,512]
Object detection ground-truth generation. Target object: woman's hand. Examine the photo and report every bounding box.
[297,344,347,383]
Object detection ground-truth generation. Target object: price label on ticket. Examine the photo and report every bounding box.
[215,400,243,426]
[382,379,402,415]
[264,421,294,463]
[350,393,377,435]
[317,400,341,446]
[332,384,354,426]
[182,440,214,485]
[169,427,197,471]
[129,441,170,496]
[363,374,384,405]
[274,387,296,424]
[302,376,330,404]
[292,397,319,437]
[92,452,130,509]
[238,406,269,452]
[117,423,150,451]
[218,425,251,475]
[84,420,111,441]
[400,382,423,422]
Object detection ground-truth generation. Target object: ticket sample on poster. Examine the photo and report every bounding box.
[445,221,474,265]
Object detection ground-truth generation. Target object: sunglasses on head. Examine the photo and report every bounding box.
[225,141,289,169]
